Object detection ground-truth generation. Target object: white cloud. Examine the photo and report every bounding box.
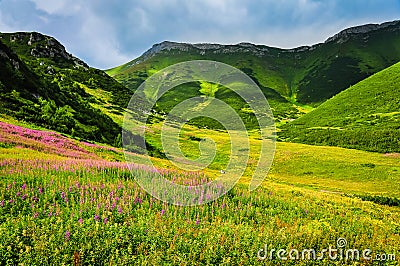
[31,0,81,16]
[130,7,154,33]
[75,8,133,68]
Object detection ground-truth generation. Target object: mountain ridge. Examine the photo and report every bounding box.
[1,32,88,68]
[1,20,399,154]
[325,20,400,43]
[108,19,400,119]
[123,20,400,68]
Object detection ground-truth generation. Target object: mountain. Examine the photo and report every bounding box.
[1,21,399,153]
[0,32,132,146]
[279,61,400,153]
[108,20,400,117]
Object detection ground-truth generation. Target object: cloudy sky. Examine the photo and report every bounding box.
[0,0,399,69]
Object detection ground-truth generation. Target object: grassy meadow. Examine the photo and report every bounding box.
[1,118,399,265]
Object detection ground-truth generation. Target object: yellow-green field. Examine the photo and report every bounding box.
[1,120,399,265]
[144,122,400,197]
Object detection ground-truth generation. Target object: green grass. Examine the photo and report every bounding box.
[1,119,400,264]
[199,82,219,97]
[130,120,400,199]
[270,142,400,197]
[1,135,400,265]
[280,61,400,153]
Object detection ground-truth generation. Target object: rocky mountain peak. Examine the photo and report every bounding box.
[5,32,88,68]
[138,40,275,63]
[325,20,400,44]
[141,41,191,58]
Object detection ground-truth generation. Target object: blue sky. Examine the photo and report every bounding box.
[0,0,399,69]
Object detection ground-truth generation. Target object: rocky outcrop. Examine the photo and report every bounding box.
[138,41,276,64]
[325,20,400,44]
[0,40,22,71]
[8,32,88,68]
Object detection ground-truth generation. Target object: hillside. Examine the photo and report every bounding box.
[1,21,399,152]
[108,20,400,114]
[0,32,133,146]
[279,61,400,153]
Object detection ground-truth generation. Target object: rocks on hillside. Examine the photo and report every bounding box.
[325,20,400,44]
[0,40,21,71]
[139,40,275,62]
[9,32,88,68]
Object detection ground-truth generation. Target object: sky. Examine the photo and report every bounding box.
[0,0,399,69]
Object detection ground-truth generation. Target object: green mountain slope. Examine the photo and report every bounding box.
[108,20,400,114]
[0,32,132,146]
[1,21,399,154]
[0,38,46,106]
[279,61,400,153]
[108,43,303,125]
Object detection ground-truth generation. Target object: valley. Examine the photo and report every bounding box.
[0,20,399,264]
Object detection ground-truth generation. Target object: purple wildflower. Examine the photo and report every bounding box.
[196,219,200,225]
[134,197,142,204]
[118,206,123,214]
[21,183,27,190]
[161,209,165,216]
[94,214,100,221]
[65,231,71,241]
[33,212,39,219]
[103,218,108,224]
[0,200,4,207]
[78,218,83,224]
[21,194,27,200]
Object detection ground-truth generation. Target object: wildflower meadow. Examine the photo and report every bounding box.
[0,120,399,265]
